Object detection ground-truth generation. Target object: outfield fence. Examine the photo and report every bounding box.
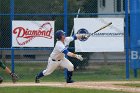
[0,0,130,82]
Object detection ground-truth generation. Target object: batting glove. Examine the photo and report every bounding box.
[75,54,83,61]
[81,34,90,39]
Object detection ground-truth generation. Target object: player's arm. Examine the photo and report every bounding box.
[62,49,83,61]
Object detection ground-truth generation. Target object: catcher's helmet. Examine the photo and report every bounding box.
[55,30,65,40]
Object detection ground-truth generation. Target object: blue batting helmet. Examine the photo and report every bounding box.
[55,30,65,40]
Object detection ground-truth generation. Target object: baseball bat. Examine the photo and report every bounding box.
[90,22,112,36]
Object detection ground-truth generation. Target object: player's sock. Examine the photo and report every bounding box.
[35,71,44,83]
[66,71,74,83]
[64,68,68,79]
[36,71,44,79]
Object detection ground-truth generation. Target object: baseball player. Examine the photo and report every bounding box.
[0,61,18,83]
[35,30,87,83]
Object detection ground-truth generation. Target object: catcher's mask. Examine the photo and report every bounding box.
[55,30,65,40]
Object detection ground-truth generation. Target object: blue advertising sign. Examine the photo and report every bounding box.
[130,0,140,69]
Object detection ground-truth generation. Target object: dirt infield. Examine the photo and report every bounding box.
[1,81,140,93]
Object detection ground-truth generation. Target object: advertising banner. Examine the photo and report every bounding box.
[130,0,140,69]
[12,21,54,47]
[74,18,124,52]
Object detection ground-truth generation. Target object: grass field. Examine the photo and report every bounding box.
[1,62,128,82]
[0,86,128,93]
[1,62,140,82]
[1,62,140,93]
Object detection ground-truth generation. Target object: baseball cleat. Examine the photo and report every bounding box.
[35,76,40,83]
[66,79,75,83]
[0,76,3,84]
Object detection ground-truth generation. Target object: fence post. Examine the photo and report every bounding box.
[130,0,140,78]
[63,0,68,79]
[125,0,129,79]
[10,0,15,73]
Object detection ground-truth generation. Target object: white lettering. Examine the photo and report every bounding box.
[131,51,138,59]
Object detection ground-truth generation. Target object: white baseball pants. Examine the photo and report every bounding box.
[43,57,74,76]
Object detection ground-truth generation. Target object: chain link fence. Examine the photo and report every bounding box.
[0,0,129,82]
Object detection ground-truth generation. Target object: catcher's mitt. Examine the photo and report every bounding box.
[10,73,18,83]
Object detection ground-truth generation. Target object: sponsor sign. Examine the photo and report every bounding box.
[12,21,54,47]
[74,18,124,52]
[130,0,140,69]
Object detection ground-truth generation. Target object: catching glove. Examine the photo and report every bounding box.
[10,73,18,83]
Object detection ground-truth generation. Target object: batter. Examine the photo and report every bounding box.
[35,30,87,83]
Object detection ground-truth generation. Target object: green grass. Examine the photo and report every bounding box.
[1,62,140,93]
[1,62,140,82]
[0,86,128,93]
[1,62,124,82]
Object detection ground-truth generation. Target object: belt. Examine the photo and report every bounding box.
[52,59,61,61]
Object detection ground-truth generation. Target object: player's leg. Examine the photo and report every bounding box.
[0,61,18,83]
[60,58,74,83]
[0,61,6,70]
[64,68,74,83]
[35,57,60,83]
[64,68,68,80]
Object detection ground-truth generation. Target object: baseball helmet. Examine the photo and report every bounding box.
[55,30,65,40]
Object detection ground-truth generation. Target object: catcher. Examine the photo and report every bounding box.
[0,61,18,83]
[35,30,88,83]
